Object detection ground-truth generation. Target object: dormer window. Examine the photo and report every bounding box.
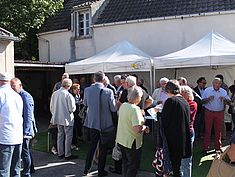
[74,10,90,37]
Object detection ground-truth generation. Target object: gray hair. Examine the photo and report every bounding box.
[104,76,110,85]
[94,71,105,82]
[62,73,69,79]
[180,85,194,100]
[177,77,187,85]
[62,78,72,88]
[127,86,143,102]
[11,77,22,84]
[126,76,136,87]
[213,77,221,83]
[114,75,121,82]
[160,77,169,83]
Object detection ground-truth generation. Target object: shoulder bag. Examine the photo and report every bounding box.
[99,89,115,147]
[207,146,235,177]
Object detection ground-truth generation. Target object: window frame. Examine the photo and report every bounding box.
[74,9,91,38]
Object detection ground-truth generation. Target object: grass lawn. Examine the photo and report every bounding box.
[32,132,229,177]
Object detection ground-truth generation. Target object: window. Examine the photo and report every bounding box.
[74,11,90,37]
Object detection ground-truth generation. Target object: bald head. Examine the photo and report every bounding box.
[10,78,22,93]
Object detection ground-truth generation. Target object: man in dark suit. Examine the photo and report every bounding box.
[11,78,38,177]
[83,71,117,177]
[193,77,207,139]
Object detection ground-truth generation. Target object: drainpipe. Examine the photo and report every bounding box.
[37,35,50,62]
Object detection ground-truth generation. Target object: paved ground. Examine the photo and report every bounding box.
[31,150,155,177]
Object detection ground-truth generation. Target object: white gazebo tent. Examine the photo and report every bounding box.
[153,31,235,123]
[65,41,154,92]
[153,32,235,87]
[154,32,235,69]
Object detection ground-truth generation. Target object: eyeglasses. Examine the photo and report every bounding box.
[202,82,207,85]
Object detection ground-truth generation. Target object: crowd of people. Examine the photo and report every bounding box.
[47,71,235,177]
[1,70,235,177]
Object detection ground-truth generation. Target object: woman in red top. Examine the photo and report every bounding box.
[180,85,197,177]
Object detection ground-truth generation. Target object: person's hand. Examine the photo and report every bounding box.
[154,107,159,112]
[219,96,224,101]
[145,126,150,134]
[208,95,214,101]
[141,109,145,116]
[154,104,163,113]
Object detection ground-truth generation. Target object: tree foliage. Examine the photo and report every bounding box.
[0,0,64,60]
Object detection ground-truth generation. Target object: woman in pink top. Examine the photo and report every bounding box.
[180,85,197,177]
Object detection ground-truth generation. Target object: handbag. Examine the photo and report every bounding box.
[207,146,235,177]
[227,144,235,162]
[152,147,164,176]
[78,105,87,119]
[112,144,122,161]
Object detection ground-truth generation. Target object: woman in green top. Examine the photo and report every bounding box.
[116,85,150,177]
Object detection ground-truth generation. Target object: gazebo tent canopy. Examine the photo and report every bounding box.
[65,41,152,74]
[154,32,235,69]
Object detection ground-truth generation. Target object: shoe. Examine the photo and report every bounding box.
[98,170,108,177]
[58,154,65,159]
[83,170,89,176]
[203,150,209,155]
[213,151,222,158]
[109,166,122,174]
[216,148,223,153]
[30,168,35,174]
[65,155,78,160]
[51,147,58,155]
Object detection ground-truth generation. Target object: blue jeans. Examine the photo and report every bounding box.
[0,143,22,177]
[181,131,195,177]
[22,139,31,177]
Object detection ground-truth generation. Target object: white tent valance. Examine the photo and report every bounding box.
[154,32,235,69]
[65,41,152,74]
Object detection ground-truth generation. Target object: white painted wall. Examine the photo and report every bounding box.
[39,13,235,62]
[0,40,14,77]
[38,31,71,62]
[92,13,235,57]
[75,37,96,59]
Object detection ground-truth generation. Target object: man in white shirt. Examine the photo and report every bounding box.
[152,77,169,106]
[50,78,76,160]
[202,78,230,153]
[0,73,23,177]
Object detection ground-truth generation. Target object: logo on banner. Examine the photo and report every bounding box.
[131,61,146,69]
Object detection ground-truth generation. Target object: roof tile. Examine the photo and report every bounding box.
[39,0,235,33]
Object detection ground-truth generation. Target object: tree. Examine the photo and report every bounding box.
[0,0,64,60]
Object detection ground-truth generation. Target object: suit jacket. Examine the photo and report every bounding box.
[193,86,201,97]
[83,82,116,131]
[50,87,76,126]
[162,96,192,159]
[19,89,37,138]
[107,84,117,98]
[193,86,203,113]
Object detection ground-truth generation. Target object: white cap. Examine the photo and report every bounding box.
[0,72,11,81]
